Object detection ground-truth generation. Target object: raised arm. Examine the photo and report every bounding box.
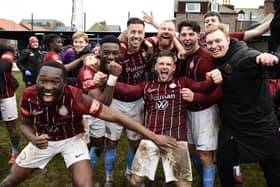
[181,85,223,104]
[97,103,177,151]
[80,93,177,151]
[243,13,273,41]
[114,81,145,98]
[142,11,159,29]
[183,71,218,93]
[174,38,186,59]
[89,62,122,105]
[64,53,90,72]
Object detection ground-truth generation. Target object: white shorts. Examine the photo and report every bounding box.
[131,140,193,183]
[187,105,220,151]
[83,114,106,139]
[16,135,90,169]
[0,95,18,121]
[105,98,144,141]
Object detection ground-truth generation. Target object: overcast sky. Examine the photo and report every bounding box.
[1,0,265,31]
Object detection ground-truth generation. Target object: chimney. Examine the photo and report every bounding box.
[221,0,235,10]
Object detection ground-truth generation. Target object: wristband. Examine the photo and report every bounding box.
[145,40,153,48]
[106,74,118,86]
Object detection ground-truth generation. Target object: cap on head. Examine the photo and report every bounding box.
[29,36,39,45]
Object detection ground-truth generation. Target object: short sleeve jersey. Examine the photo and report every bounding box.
[144,77,210,141]
[114,42,149,101]
[20,85,102,141]
[118,42,148,84]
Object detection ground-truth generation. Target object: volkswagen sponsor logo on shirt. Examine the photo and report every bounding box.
[156,100,169,110]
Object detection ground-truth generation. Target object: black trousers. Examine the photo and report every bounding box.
[217,139,280,187]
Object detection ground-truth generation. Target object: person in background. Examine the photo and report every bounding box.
[63,31,92,86]
[41,34,86,73]
[16,36,43,87]
[0,44,20,164]
[202,11,273,46]
[177,20,223,187]
[41,34,63,58]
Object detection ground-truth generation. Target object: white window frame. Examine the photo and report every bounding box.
[223,24,230,32]
[185,3,201,13]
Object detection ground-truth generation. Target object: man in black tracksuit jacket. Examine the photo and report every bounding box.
[205,24,280,187]
[16,36,43,87]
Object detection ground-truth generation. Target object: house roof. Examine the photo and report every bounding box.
[107,25,121,32]
[52,26,75,31]
[219,5,237,14]
[87,23,121,32]
[0,18,27,31]
[20,24,48,31]
[20,19,63,25]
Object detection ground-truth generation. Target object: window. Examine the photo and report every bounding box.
[223,24,230,32]
[237,13,245,21]
[185,3,200,13]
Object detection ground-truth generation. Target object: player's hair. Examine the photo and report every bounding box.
[205,23,229,38]
[72,31,89,43]
[42,34,61,50]
[127,17,145,27]
[39,61,67,81]
[0,44,14,56]
[100,35,120,46]
[204,11,222,23]
[178,20,201,34]
[157,50,177,64]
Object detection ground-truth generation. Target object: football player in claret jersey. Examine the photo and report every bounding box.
[0,44,20,164]
[0,61,177,187]
[177,20,223,187]
[100,18,150,186]
[76,35,123,182]
[114,50,219,187]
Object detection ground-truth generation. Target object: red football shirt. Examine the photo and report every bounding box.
[20,85,102,141]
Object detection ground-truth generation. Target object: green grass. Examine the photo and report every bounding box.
[0,71,267,186]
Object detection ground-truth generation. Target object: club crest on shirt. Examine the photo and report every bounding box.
[142,51,146,58]
[189,60,194,69]
[169,82,176,89]
[58,105,68,116]
[224,63,233,74]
